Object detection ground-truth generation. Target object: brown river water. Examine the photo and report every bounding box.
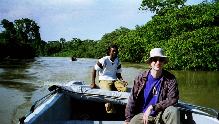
[0,57,218,124]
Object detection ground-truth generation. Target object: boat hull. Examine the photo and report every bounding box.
[21,81,219,124]
[23,93,126,124]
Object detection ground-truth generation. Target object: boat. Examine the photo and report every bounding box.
[71,57,77,61]
[19,81,219,124]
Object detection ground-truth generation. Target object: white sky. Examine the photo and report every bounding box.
[0,0,204,41]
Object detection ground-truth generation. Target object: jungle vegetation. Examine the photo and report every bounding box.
[0,1,218,71]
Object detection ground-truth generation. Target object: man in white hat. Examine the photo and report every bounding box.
[124,48,180,124]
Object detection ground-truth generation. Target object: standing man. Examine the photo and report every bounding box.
[124,48,180,124]
[90,44,127,113]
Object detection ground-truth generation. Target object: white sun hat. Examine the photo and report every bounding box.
[146,48,168,63]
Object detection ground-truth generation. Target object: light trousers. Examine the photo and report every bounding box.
[99,80,127,92]
[99,80,127,113]
[129,106,180,124]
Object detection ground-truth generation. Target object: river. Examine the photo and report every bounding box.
[0,57,218,124]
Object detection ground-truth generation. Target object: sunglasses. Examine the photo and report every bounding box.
[151,57,166,62]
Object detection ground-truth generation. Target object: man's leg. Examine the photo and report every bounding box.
[99,80,115,113]
[129,113,155,124]
[129,113,144,124]
[114,80,128,92]
[99,80,114,91]
[161,106,180,124]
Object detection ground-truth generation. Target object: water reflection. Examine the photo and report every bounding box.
[0,59,39,124]
[0,59,37,81]
[0,81,38,99]
[172,70,219,111]
[0,59,35,69]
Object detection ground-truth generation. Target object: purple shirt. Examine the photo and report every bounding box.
[143,72,161,116]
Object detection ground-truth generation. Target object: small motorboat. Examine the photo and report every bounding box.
[19,81,219,124]
[71,57,77,61]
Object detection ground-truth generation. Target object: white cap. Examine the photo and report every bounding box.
[146,48,168,63]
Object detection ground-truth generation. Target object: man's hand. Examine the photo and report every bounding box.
[90,82,97,88]
[143,105,153,124]
[122,80,128,86]
[119,79,128,86]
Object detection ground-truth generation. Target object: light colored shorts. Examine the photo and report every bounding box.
[99,80,127,92]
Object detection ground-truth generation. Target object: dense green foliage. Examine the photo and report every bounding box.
[138,3,219,70]
[165,27,219,70]
[0,18,45,59]
[51,38,98,58]
[105,2,219,70]
[140,0,186,14]
[0,2,218,71]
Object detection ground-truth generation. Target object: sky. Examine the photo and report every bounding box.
[0,0,204,42]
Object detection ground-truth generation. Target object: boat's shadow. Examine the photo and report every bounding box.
[71,99,126,121]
